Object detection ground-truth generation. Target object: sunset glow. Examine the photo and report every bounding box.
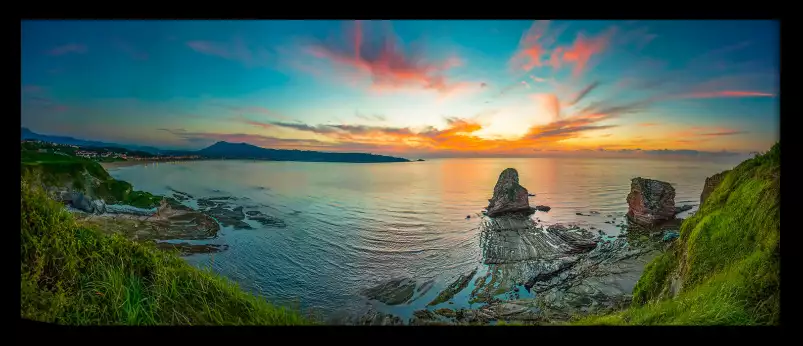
[21,20,779,158]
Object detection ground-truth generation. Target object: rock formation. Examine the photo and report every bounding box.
[626,177,677,227]
[69,192,106,214]
[700,170,729,205]
[486,168,533,217]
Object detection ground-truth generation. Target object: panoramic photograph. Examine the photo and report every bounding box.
[21,19,779,326]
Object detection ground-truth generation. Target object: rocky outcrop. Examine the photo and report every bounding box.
[700,170,729,205]
[626,178,677,227]
[68,192,107,214]
[486,168,533,217]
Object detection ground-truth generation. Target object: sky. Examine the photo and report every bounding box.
[21,20,779,159]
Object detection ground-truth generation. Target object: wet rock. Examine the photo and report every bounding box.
[486,168,534,217]
[428,268,478,306]
[351,309,405,326]
[662,231,680,242]
[76,205,219,242]
[361,278,416,305]
[626,177,677,228]
[155,242,229,255]
[434,308,457,318]
[589,211,600,215]
[674,204,694,215]
[576,212,584,216]
[417,279,435,295]
[534,205,551,212]
[413,309,437,320]
[245,210,287,228]
[700,170,729,205]
[168,187,194,201]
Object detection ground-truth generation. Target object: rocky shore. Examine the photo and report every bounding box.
[61,183,286,255]
[353,168,696,325]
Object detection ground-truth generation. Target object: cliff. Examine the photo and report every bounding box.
[20,175,309,325]
[21,150,161,209]
[577,142,780,325]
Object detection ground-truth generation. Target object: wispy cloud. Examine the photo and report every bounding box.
[186,38,271,67]
[680,91,775,99]
[568,81,600,106]
[700,130,748,136]
[48,44,87,56]
[113,39,149,60]
[355,111,387,122]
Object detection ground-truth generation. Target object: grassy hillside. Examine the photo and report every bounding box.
[21,176,310,325]
[21,150,161,208]
[575,142,780,325]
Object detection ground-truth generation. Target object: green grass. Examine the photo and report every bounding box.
[574,142,780,326]
[21,176,311,325]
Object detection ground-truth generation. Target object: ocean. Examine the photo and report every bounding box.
[106,157,740,322]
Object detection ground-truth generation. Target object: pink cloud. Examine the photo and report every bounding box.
[48,44,87,56]
[299,21,466,94]
[561,27,616,77]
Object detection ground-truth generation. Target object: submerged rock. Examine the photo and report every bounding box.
[245,210,287,228]
[700,170,730,205]
[155,242,229,255]
[428,268,478,306]
[674,204,694,215]
[534,205,551,212]
[486,168,533,217]
[626,177,677,228]
[361,278,417,306]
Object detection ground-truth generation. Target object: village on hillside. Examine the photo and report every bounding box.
[20,139,202,162]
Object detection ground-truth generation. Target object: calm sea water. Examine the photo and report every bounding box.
[107,157,740,321]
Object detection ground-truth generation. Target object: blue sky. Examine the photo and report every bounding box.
[21,20,779,158]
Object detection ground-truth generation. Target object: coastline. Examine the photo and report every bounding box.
[100,159,215,169]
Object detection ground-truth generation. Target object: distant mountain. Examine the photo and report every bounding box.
[21,127,162,154]
[21,128,410,163]
[197,141,410,163]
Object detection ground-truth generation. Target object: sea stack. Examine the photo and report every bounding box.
[485,168,533,217]
[626,177,677,227]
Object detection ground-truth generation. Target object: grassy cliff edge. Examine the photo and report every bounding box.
[575,142,780,325]
[20,176,310,325]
